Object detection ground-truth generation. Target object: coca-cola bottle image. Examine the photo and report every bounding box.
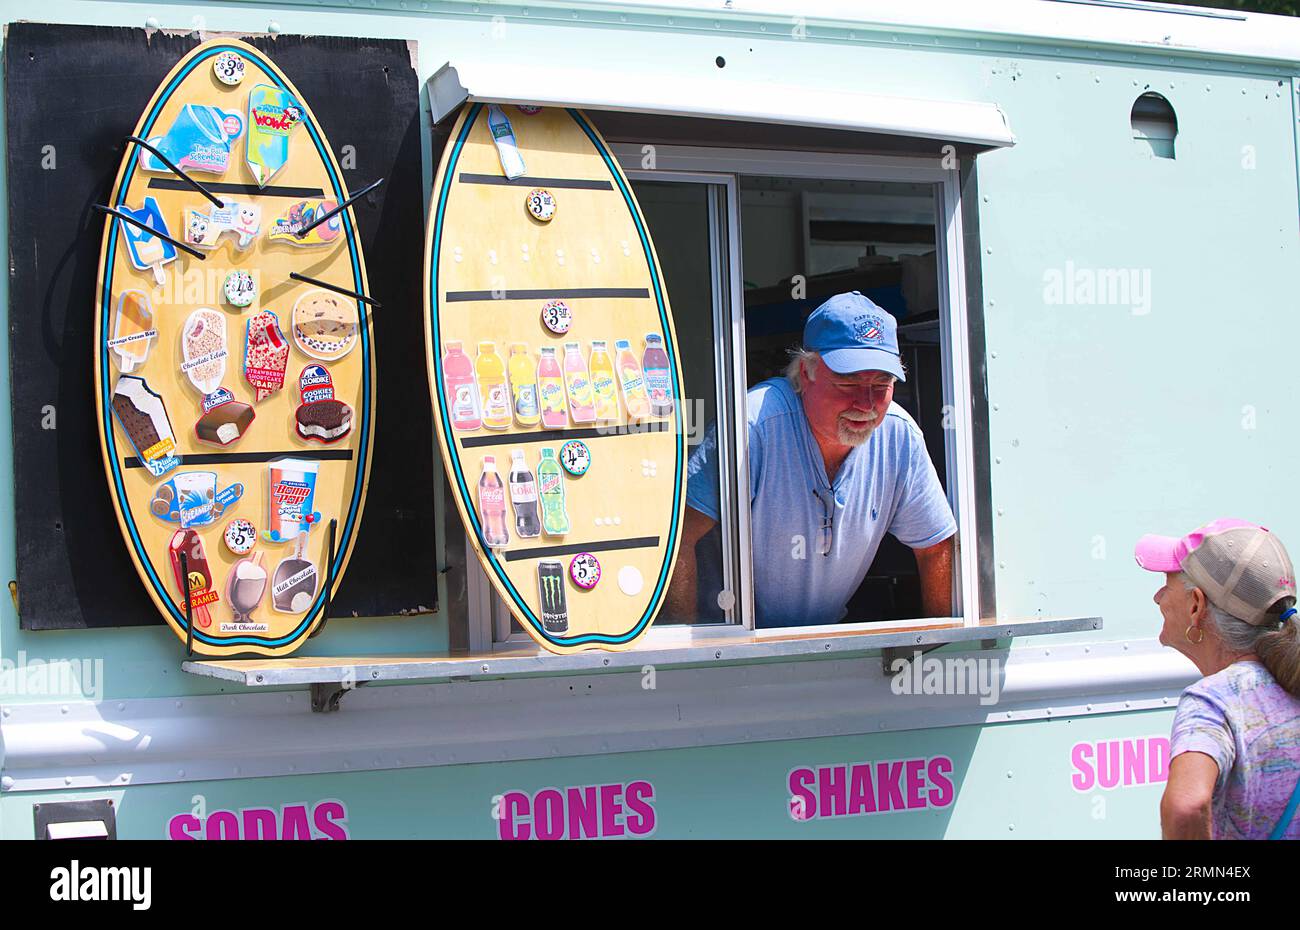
[508,449,541,539]
[478,455,510,549]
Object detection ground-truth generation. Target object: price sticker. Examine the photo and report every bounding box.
[526,188,557,223]
[223,518,257,555]
[559,439,591,476]
[213,51,246,86]
[569,553,601,590]
[540,299,572,335]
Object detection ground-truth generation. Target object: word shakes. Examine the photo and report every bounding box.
[788,756,955,821]
[1071,736,1170,792]
[497,781,656,840]
[168,800,348,839]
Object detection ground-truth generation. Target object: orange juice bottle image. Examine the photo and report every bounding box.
[537,347,568,428]
[563,342,596,424]
[508,343,541,427]
[614,338,650,419]
[476,341,511,430]
[589,340,620,423]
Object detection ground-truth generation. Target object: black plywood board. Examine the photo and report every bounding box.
[5,23,435,629]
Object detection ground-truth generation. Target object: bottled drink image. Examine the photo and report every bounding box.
[476,341,512,430]
[643,333,674,417]
[508,449,541,538]
[443,341,481,431]
[478,455,510,549]
[536,447,570,536]
[563,341,596,423]
[615,338,650,419]
[508,343,541,427]
[537,346,568,428]
[589,339,620,423]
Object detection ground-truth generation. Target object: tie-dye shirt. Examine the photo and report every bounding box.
[1170,660,1300,840]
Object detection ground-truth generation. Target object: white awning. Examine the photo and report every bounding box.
[428,60,1015,149]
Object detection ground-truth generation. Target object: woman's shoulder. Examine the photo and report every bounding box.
[1182,661,1296,714]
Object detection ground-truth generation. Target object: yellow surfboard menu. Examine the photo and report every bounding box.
[94,39,374,656]
[425,104,685,654]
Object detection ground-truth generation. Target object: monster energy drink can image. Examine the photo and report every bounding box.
[537,560,569,634]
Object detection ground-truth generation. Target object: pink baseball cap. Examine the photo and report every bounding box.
[1134,518,1297,625]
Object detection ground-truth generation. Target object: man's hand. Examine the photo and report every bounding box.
[1161,752,1217,839]
[665,506,718,622]
[913,535,955,619]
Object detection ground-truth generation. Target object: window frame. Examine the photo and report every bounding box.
[465,142,985,651]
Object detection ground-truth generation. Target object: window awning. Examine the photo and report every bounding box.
[428,60,1015,150]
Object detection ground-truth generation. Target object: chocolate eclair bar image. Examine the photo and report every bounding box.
[111,375,180,477]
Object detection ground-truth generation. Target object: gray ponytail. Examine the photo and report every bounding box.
[1186,574,1300,696]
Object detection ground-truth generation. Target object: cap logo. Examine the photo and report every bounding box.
[1281,576,1295,590]
[854,313,885,345]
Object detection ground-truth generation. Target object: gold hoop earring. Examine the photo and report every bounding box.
[1185,625,1204,645]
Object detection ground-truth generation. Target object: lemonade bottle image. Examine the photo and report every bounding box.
[589,340,620,423]
[563,342,596,423]
[476,341,512,430]
[508,343,540,427]
[615,338,650,419]
[442,341,481,431]
[536,447,570,536]
[537,347,568,428]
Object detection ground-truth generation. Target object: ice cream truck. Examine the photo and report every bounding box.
[1,0,1297,840]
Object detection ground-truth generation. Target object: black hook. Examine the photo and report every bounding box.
[294,177,385,240]
[125,135,226,209]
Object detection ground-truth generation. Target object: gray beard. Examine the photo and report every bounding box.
[837,415,878,446]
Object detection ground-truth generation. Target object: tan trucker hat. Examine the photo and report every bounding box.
[1134,518,1297,626]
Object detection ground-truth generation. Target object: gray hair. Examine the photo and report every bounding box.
[784,348,820,393]
[1181,574,1300,696]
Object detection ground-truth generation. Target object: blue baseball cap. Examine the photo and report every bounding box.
[803,292,905,381]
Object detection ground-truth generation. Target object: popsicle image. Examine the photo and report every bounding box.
[246,84,304,187]
[117,197,178,285]
[272,531,319,613]
[244,310,290,402]
[108,290,157,373]
[181,308,227,397]
[168,529,217,629]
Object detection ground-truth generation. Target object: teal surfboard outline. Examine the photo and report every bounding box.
[99,43,372,649]
[429,104,684,647]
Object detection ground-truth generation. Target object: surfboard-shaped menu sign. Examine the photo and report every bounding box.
[425,104,685,654]
[94,38,375,657]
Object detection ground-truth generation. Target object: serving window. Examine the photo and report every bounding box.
[470,133,986,650]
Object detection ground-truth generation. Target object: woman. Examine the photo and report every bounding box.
[1135,519,1300,839]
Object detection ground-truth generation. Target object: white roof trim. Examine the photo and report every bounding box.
[428,60,1016,149]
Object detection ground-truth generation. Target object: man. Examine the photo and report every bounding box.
[669,292,957,628]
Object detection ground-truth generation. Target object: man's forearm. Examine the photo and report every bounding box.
[915,535,955,618]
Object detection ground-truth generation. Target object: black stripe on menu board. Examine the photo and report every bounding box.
[445,287,650,302]
[503,537,661,562]
[460,421,670,449]
[147,178,326,198]
[124,449,354,469]
[458,173,613,190]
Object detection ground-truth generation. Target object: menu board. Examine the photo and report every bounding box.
[425,104,686,654]
[93,38,375,656]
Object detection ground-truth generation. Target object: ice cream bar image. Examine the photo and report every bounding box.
[107,290,157,373]
[227,550,268,623]
[265,458,321,542]
[246,84,303,187]
[271,531,318,613]
[110,375,181,478]
[181,308,228,396]
[195,388,255,446]
[168,529,217,628]
[244,310,290,402]
[117,197,177,285]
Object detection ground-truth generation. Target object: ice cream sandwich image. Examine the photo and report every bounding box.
[292,289,358,361]
[294,364,353,443]
[110,375,181,478]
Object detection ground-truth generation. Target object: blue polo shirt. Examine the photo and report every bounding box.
[686,377,956,628]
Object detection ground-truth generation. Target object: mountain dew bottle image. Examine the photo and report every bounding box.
[536,448,570,536]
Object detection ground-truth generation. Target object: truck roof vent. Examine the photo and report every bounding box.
[1131,92,1177,159]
